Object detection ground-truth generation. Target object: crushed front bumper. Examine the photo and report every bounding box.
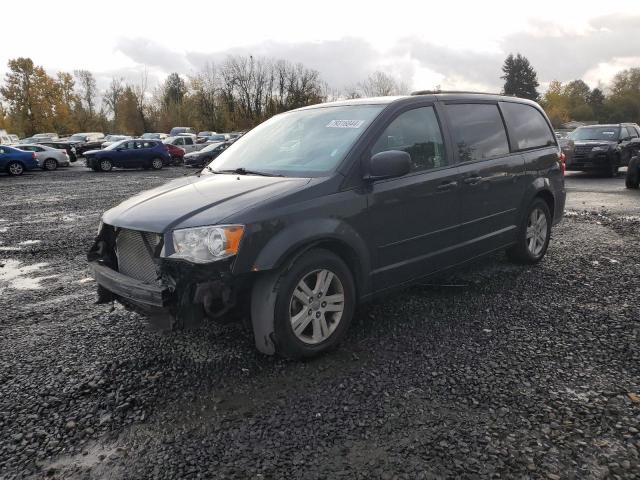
[90,262,171,308]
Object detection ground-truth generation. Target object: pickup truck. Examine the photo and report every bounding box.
[163,135,201,154]
[61,132,106,157]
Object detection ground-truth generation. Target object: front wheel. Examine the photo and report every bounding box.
[99,159,113,172]
[268,249,355,359]
[7,161,24,176]
[626,157,640,189]
[507,198,552,264]
[151,158,163,170]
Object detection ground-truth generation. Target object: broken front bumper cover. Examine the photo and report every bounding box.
[90,262,172,308]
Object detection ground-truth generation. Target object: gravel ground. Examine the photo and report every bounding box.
[0,165,639,479]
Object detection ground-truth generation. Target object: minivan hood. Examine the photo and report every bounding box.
[102,174,311,233]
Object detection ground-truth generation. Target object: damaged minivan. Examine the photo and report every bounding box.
[89,93,565,358]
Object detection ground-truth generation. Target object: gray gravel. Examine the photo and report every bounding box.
[0,165,639,479]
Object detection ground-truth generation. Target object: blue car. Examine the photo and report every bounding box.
[84,139,171,172]
[0,145,40,176]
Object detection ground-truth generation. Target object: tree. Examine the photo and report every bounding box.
[162,73,187,108]
[541,80,570,128]
[501,53,539,101]
[74,69,98,129]
[357,71,409,97]
[103,77,124,127]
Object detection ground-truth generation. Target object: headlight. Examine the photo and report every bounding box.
[591,146,608,152]
[97,220,103,235]
[169,225,244,263]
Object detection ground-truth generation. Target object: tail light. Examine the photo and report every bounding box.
[32,152,36,159]
[558,151,566,175]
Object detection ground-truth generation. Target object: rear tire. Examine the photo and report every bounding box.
[626,157,640,189]
[99,159,113,172]
[267,249,356,359]
[151,158,163,170]
[43,158,58,171]
[7,161,24,176]
[507,198,552,264]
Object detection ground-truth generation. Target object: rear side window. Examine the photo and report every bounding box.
[629,126,639,138]
[500,102,555,150]
[371,106,446,172]
[184,137,193,145]
[445,103,509,162]
[620,127,629,139]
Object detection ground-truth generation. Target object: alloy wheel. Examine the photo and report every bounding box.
[289,269,345,344]
[526,208,548,257]
[8,163,23,175]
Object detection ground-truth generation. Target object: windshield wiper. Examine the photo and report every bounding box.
[212,167,283,177]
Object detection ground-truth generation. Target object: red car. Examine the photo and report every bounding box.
[164,143,185,165]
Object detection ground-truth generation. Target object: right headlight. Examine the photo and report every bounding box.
[168,225,245,263]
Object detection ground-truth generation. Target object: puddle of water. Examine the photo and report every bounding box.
[0,227,8,233]
[0,259,54,293]
[18,240,41,246]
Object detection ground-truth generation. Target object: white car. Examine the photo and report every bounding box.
[15,144,71,170]
[163,135,200,153]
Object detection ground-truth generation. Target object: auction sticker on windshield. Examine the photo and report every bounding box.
[326,120,365,128]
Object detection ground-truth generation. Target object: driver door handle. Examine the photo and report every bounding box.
[463,175,482,185]
[437,180,458,191]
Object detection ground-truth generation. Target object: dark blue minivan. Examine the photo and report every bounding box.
[84,139,171,172]
[0,145,40,176]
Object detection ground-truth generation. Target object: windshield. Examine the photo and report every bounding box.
[569,127,620,141]
[202,105,383,177]
[141,133,159,139]
[105,140,126,150]
[201,142,223,153]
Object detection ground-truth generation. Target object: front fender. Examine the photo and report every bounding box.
[247,218,372,298]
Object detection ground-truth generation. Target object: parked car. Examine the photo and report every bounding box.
[15,144,70,170]
[33,133,59,141]
[183,141,229,168]
[626,155,640,189]
[0,130,12,145]
[566,124,640,177]
[38,141,78,162]
[88,93,565,358]
[202,133,231,144]
[164,143,186,165]
[8,134,19,144]
[84,139,171,172]
[163,135,199,154]
[169,127,196,137]
[101,135,132,148]
[0,145,39,176]
[141,133,168,141]
[197,131,216,138]
[63,132,105,157]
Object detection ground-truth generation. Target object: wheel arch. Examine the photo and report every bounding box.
[520,177,556,222]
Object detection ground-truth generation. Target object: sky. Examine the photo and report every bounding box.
[3,0,640,96]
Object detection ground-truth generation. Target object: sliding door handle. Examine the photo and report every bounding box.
[437,180,458,191]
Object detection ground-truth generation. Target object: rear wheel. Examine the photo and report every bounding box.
[267,249,355,359]
[626,157,640,189]
[507,198,552,264]
[7,161,24,176]
[99,159,113,172]
[151,158,163,170]
[43,158,58,171]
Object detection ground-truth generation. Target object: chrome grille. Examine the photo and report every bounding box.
[573,145,594,161]
[115,229,161,284]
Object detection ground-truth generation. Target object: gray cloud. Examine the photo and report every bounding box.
[113,14,640,92]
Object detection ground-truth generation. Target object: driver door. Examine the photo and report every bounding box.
[366,105,462,290]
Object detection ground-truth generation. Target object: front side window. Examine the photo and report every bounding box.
[205,104,384,177]
[500,102,556,150]
[371,106,446,172]
[175,138,184,146]
[445,103,509,162]
[620,127,629,140]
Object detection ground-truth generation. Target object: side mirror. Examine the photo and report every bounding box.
[365,150,411,181]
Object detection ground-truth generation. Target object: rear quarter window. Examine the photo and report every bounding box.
[500,102,556,151]
[445,103,510,162]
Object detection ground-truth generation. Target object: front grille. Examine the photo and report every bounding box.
[115,229,161,284]
[573,145,593,161]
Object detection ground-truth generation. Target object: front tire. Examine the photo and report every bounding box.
[99,159,113,172]
[270,249,355,359]
[43,158,58,171]
[507,198,552,264]
[7,161,24,176]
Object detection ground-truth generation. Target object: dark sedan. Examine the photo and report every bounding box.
[84,139,171,172]
[183,141,229,168]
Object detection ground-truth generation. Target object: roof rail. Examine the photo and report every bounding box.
[411,90,506,96]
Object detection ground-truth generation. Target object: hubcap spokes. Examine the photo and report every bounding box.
[10,164,22,174]
[526,208,548,256]
[289,269,344,344]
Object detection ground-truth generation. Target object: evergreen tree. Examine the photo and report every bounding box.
[501,53,540,101]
